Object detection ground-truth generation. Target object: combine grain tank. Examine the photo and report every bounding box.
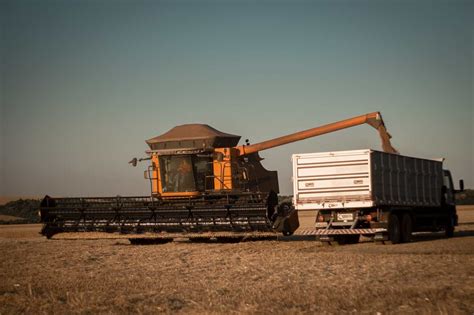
[293,149,464,244]
[40,112,397,242]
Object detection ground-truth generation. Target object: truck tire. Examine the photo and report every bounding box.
[388,213,401,244]
[445,226,454,238]
[401,213,413,243]
[445,215,455,238]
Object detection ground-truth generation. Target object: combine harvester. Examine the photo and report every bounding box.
[39,112,397,243]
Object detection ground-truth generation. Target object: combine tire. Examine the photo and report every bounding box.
[388,213,401,244]
[401,213,413,243]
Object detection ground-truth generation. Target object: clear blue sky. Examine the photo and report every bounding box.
[1,0,472,196]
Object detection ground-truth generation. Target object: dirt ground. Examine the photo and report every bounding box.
[1,206,473,314]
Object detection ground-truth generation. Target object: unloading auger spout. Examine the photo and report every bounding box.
[236,112,398,156]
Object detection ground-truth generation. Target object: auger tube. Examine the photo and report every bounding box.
[236,112,398,156]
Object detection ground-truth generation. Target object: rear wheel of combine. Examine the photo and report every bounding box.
[282,231,293,236]
[388,213,401,244]
[401,213,413,243]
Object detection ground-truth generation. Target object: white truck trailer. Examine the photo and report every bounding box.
[292,149,463,244]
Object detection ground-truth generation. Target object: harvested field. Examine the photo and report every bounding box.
[1,207,473,314]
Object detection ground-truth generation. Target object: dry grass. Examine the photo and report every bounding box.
[0,208,473,314]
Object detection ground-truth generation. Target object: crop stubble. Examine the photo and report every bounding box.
[1,206,473,314]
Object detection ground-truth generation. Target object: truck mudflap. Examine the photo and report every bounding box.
[297,228,386,235]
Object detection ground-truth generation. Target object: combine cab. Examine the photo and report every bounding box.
[39,112,397,241]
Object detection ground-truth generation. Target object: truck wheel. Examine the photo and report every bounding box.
[388,213,401,244]
[445,216,455,237]
[445,226,454,238]
[401,213,413,243]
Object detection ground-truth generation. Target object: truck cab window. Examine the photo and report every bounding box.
[443,174,452,190]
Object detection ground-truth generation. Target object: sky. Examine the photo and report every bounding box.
[0,0,472,197]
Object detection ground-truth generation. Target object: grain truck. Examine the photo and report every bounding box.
[292,149,464,244]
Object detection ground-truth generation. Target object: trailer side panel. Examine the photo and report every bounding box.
[293,150,444,211]
[371,151,443,207]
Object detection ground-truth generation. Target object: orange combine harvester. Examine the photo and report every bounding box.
[39,112,397,242]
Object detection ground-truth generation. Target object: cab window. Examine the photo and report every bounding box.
[159,155,213,192]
